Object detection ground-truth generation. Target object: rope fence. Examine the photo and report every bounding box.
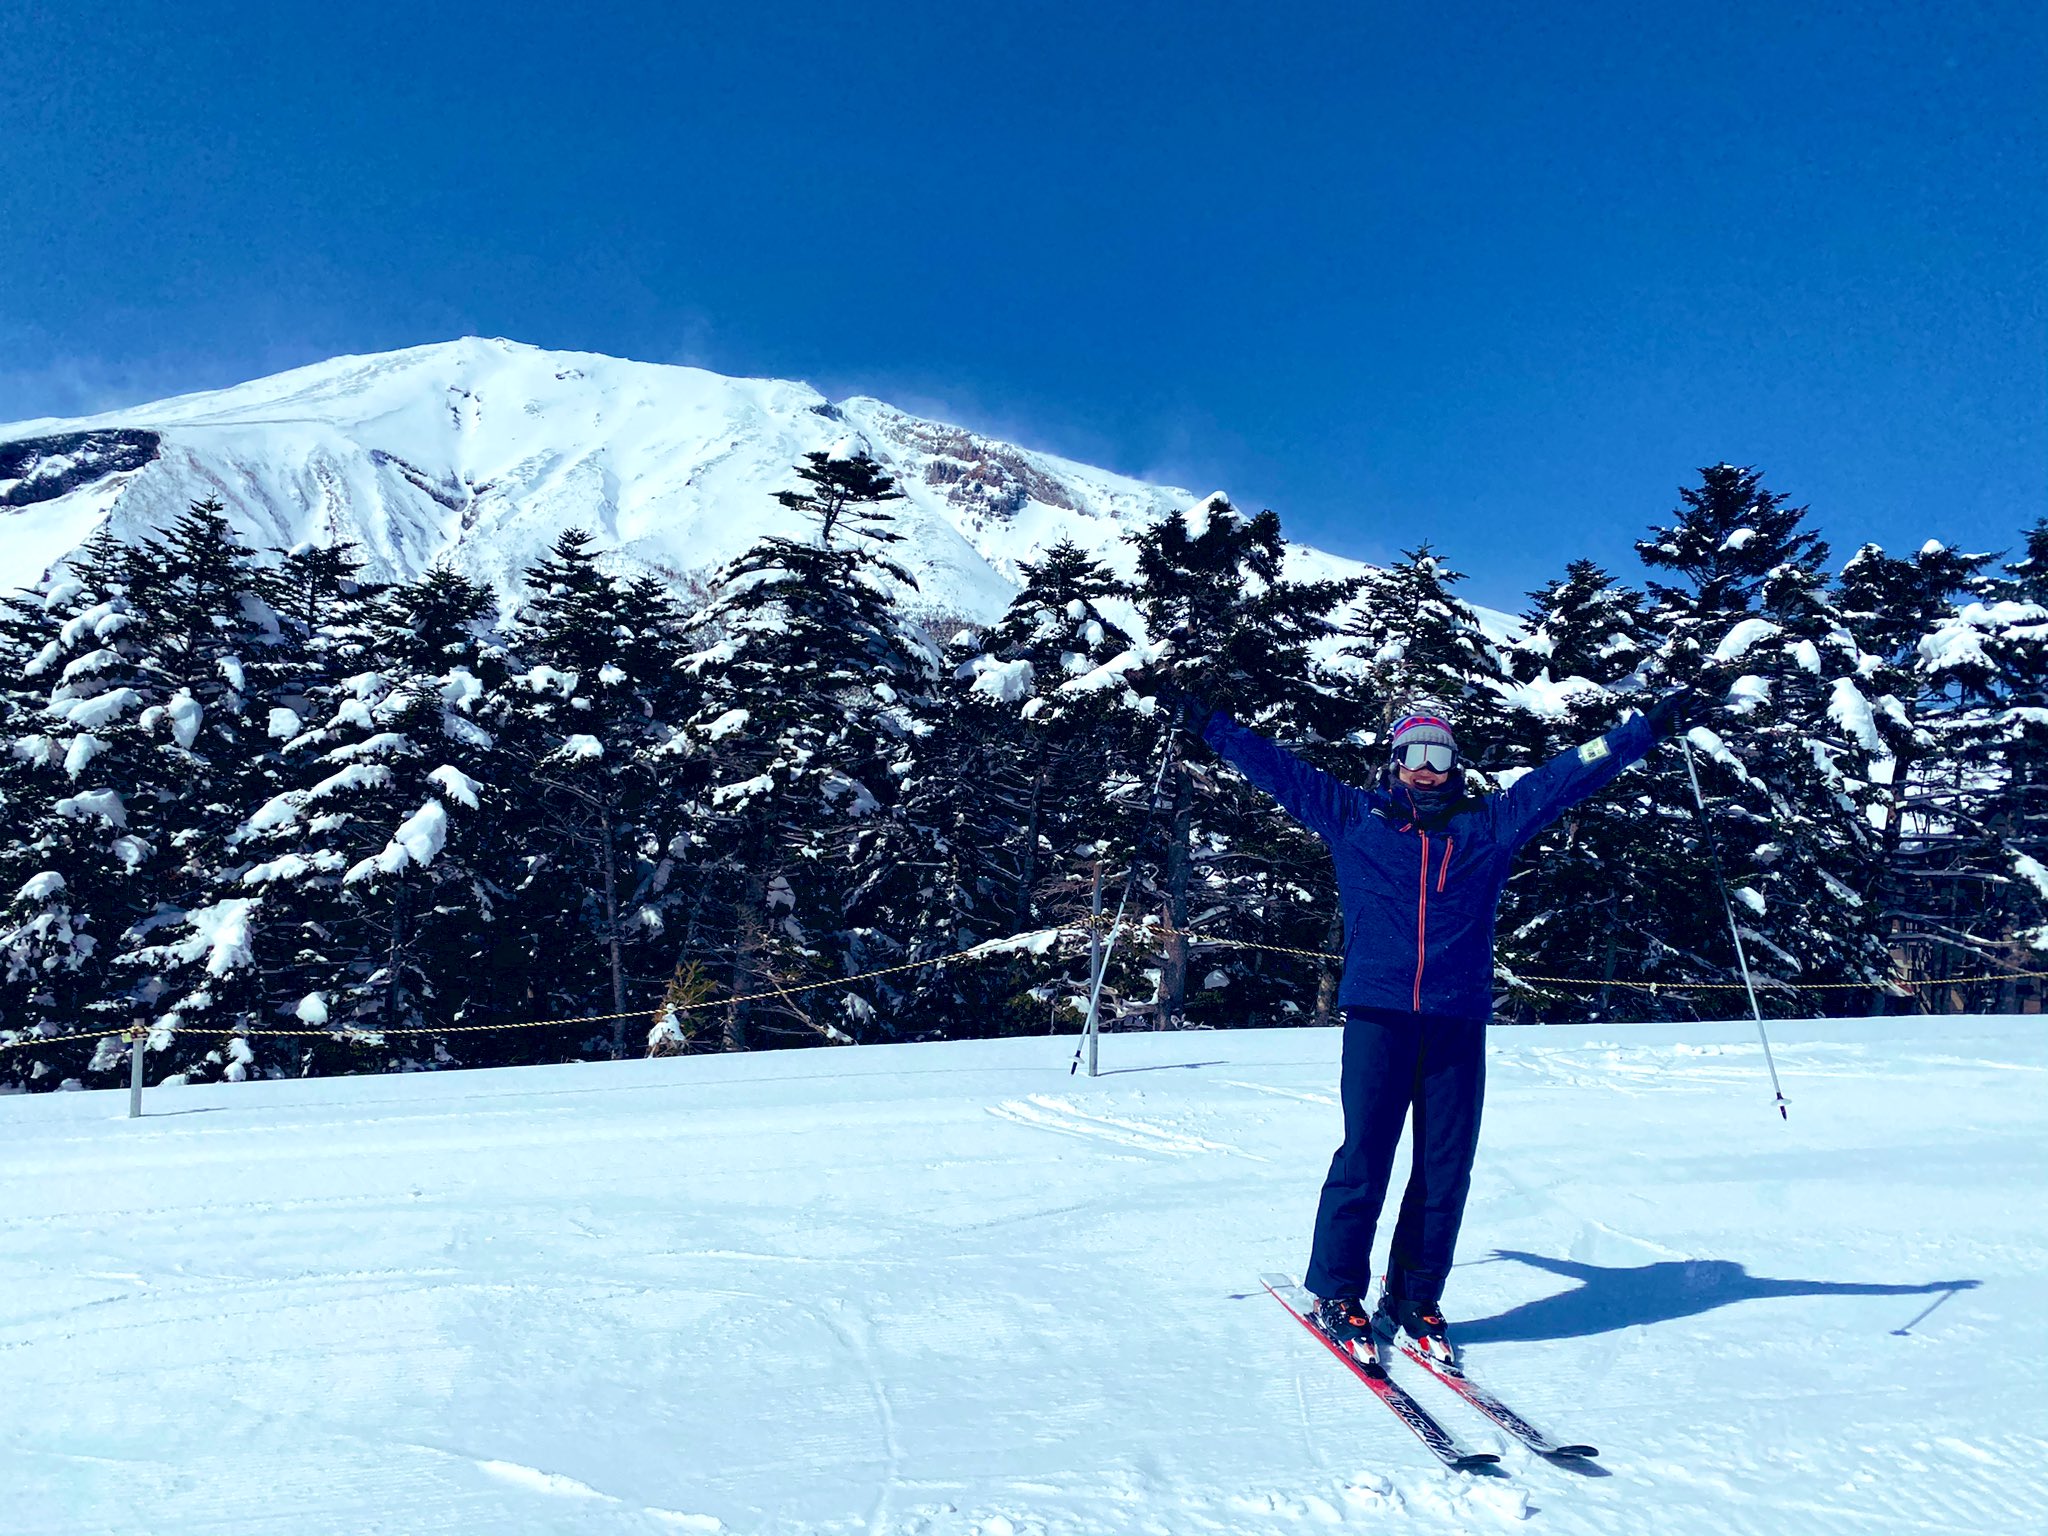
[1140,921,2048,994]
[4,913,2041,1064]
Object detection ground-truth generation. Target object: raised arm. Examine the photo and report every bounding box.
[1492,712,1658,849]
[1202,711,1362,845]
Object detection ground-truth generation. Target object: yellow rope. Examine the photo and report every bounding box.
[4,913,2039,1058]
[1143,919,2048,993]
[227,951,978,1039]
[235,1015,654,1038]
[0,1025,129,1052]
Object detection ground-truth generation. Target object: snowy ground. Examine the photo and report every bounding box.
[3,1015,2043,1536]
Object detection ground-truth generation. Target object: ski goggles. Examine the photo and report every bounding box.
[1394,742,1457,773]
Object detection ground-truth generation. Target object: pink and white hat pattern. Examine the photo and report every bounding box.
[1388,713,1458,757]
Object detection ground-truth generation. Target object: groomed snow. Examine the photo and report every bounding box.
[2,1015,2042,1535]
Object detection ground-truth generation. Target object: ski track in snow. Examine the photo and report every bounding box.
[1216,1078,1341,1107]
[1,1017,2043,1535]
[985,1092,1262,1158]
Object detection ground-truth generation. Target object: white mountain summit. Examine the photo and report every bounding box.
[0,337,1368,622]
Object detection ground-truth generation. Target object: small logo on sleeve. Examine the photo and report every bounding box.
[1577,737,1611,764]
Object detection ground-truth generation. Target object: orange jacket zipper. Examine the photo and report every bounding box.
[1438,838,1454,892]
[1414,832,1430,1009]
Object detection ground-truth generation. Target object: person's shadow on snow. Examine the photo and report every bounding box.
[1457,1250,1981,1344]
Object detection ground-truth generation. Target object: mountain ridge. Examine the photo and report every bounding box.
[0,337,1518,638]
[0,338,1212,618]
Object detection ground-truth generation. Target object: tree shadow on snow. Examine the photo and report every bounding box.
[1457,1250,1980,1345]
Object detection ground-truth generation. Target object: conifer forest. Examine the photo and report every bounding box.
[4,455,2043,1090]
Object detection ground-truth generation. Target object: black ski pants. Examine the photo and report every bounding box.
[1304,1007,1486,1306]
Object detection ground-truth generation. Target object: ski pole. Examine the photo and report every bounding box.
[1071,708,1183,1076]
[1676,731,1789,1120]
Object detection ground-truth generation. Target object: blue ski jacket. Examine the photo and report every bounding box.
[1202,712,1658,1020]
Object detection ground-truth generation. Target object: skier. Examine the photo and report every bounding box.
[1170,688,1696,1361]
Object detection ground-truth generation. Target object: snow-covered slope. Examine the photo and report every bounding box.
[3,1015,2039,1535]
[0,338,1362,624]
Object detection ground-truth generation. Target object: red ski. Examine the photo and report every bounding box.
[1262,1275,1499,1472]
[1375,1317,1598,1459]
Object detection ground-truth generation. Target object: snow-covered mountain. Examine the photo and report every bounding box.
[0,337,1378,624]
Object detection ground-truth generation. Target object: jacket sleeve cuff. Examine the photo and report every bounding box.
[1614,711,1658,763]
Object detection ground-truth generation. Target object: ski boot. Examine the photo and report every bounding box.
[1311,1294,1378,1360]
[1375,1293,1456,1368]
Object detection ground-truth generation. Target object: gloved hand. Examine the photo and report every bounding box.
[1643,686,1699,739]
[1156,685,1218,738]
[1124,657,1217,735]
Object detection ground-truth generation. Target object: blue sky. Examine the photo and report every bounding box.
[1,0,2041,611]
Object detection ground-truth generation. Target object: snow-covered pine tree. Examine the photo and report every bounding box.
[1637,465,1892,1014]
[863,640,1037,1039]
[500,531,689,1056]
[227,564,496,1070]
[971,538,1141,929]
[1491,561,1690,1020]
[1507,558,1655,692]
[228,539,386,1065]
[0,529,161,1086]
[255,542,383,741]
[1638,464,1830,671]
[59,502,307,1084]
[881,539,1145,1039]
[775,449,908,550]
[259,541,375,638]
[1989,523,2048,1002]
[1832,538,2002,1008]
[1900,523,2048,1008]
[1132,496,1365,1028]
[1338,546,1514,741]
[677,452,934,1049]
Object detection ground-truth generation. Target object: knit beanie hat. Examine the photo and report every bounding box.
[1388,712,1458,761]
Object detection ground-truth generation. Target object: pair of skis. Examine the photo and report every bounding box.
[1262,1275,1597,1473]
